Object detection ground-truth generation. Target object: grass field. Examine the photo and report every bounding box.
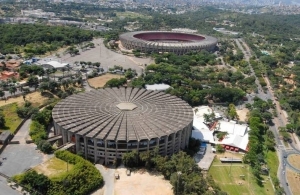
[33,157,74,179]
[209,158,274,195]
[266,151,279,182]
[0,103,22,133]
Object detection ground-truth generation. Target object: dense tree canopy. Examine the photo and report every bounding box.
[0,24,96,54]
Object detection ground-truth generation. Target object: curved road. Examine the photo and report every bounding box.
[235,38,298,195]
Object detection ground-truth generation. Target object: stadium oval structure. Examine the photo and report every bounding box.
[119,31,218,55]
[52,87,193,164]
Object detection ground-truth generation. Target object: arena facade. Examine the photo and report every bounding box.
[119,31,218,55]
[52,87,193,164]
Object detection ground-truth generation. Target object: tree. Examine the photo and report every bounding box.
[0,90,5,99]
[20,170,51,194]
[216,144,225,153]
[0,110,5,128]
[37,140,53,154]
[8,86,17,95]
[122,150,139,168]
[227,104,238,120]
[27,75,39,87]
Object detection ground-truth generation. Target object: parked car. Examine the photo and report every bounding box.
[115,172,119,179]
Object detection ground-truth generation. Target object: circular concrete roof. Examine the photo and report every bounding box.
[52,88,193,142]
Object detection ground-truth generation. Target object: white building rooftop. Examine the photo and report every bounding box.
[192,106,249,151]
[145,83,171,91]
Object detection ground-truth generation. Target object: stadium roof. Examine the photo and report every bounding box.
[52,87,193,141]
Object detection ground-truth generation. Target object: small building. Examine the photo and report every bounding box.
[40,61,69,70]
[0,71,19,80]
[0,131,12,145]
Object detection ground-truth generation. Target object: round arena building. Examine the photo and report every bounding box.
[52,87,193,164]
[119,31,217,55]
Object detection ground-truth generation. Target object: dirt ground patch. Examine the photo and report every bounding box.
[236,108,249,122]
[286,169,300,195]
[0,92,48,107]
[114,167,173,195]
[287,154,300,170]
[217,152,244,160]
[88,74,124,88]
[33,157,74,178]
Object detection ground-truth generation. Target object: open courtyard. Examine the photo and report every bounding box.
[114,166,173,195]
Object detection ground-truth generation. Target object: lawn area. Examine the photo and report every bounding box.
[33,157,74,179]
[209,160,274,195]
[0,103,22,133]
[266,151,279,182]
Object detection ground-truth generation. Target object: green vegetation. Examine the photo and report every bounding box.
[13,170,51,195]
[29,104,54,152]
[1,103,22,133]
[243,97,283,193]
[266,151,279,187]
[209,162,274,195]
[105,78,127,88]
[16,101,39,119]
[122,149,226,195]
[13,151,103,195]
[34,157,74,179]
[128,52,246,106]
[0,24,96,55]
[227,104,238,120]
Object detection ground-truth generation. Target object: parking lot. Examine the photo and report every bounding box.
[43,38,154,76]
[0,143,50,177]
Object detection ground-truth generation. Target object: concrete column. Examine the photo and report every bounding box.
[62,128,67,144]
[178,130,183,150]
[182,128,187,149]
[164,136,168,156]
[147,140,150,152]
[75,134,80,153]
[67,131,71,143]
[84,137,88,159]
[171,133,175,154]
[94,138,97,163]
[104,140,108,165]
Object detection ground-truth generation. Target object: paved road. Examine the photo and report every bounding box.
[236,38,293,195]
[95,164,115,195]
[12,119,32,144]
[0,176,21,195]
[0,118,52,194]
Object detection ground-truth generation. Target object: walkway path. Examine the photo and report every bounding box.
[11,119,31,144]
[95,164,115,195]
